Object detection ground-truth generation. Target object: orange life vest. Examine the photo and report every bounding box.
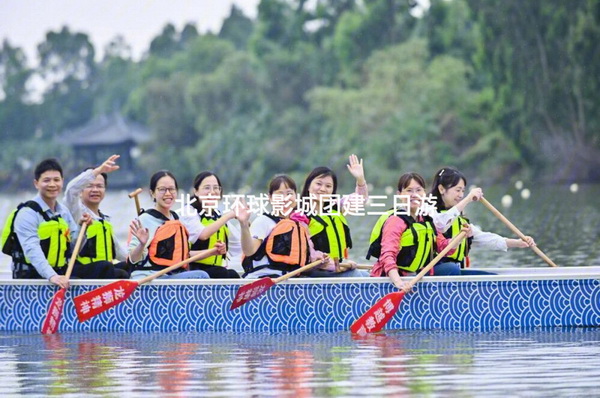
[144,209,189,269]
[242,213,311,274]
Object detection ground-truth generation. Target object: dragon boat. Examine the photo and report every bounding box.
[1,266,599,333]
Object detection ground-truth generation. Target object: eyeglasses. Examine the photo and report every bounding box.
[156,187,177,194]
[200,185,222,192]
[85,184,106,190]
[402,188,425,195]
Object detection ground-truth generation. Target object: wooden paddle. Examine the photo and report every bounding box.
[350,231,467,335]
[230,259,325,310]
[128,188,143,216]
[41,223,88,334]
[73,250,215,322]
[480,197,558,268]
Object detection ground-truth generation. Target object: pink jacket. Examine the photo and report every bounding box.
[370,215,455,277]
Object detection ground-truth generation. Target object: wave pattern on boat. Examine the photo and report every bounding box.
[1,268,599,333]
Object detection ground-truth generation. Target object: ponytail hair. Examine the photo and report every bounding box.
[429,167,467,211]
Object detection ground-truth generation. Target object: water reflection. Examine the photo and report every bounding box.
[1,328,599,397]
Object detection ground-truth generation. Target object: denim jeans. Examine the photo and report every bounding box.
[433,261,495,276]
[303,269,369,278]
[158,270,210,279]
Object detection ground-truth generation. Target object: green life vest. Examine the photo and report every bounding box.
[77,216,116,264]
[441,210,472,266]
[190,211,228,266]
[1,200,70,268]
[366,209,437,273]
[307,212,352,260]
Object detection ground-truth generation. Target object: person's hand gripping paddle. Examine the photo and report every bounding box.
[41,222,88,334]
[73,249,219,322]
[350,231,467,335]
[230,259,326,310]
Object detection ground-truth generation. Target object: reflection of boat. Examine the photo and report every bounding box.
[1,267,599,333]
[3,328,600,396]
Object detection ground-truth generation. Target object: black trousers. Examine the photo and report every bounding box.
[13,261,129,279]
[189,263,240,279]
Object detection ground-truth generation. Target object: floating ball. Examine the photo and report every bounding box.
[501,195,513,207]
[570,183,579,193]
[521,188,531,199]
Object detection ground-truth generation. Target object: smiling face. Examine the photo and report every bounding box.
[34,170,63,206]
[81,174,106,207]
[152,175,178,211]
[269,182,297,216]
[439,178,466,208]
[398,178,425,214]
[307,174,335,204]
[194,175,222,207]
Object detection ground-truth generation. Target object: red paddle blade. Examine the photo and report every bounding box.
[41,288,66,335]
[230,278,274,310]
[350,292,405,335]
[73,280,139,322]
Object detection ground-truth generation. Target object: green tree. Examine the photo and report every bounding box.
[0,40,36,141]
[36,27,97,135]
[332,0,415,83]
[307,39,517,186]
[94,36,138,114]
[149,23,178,57]
[468,0,600,180]
[219,5,255,49]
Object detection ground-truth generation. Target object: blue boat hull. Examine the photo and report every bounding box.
[1,268,599,333]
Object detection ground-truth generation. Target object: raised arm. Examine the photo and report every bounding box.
[236,203,262,256]
[198,211,236,241]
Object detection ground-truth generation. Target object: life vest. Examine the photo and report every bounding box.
[142,209,189,269]
[190,210,229,266]
[242,213,311,275]
[440,211,473,267]
[77,212,117,264]
[307,211,352,260]
[366,209,437,273]
[1,200,70,269]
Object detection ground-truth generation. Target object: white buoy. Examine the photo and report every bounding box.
[570,183,579,193]
[521,188,531,199]
[385,186,394,195]
[501,195,513,207]
[515,180,523,190]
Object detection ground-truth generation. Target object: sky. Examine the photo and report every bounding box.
[0,0,260,64]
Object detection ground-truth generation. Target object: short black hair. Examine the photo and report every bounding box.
[149,170,178,191]
[301,166,338,198]
[268,175,297,195]
[397,172,426,192]
[83,167,108,186]
[191,171,223,213]
[34,158,63,180]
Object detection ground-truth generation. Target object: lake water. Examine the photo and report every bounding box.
[1,184,599,396]
[1,328,599,397]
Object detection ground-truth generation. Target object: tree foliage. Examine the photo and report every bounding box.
[0,0,598,190]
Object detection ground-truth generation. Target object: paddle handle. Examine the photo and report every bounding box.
[128,188,143,216]
[137,249,217,285]
[273,259,324,283]
[355,264,373,270]
[65,223,88,280]
[480,197,558,268]
[407,231,467,289]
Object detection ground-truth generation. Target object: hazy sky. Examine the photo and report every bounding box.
[0,0,260,63]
